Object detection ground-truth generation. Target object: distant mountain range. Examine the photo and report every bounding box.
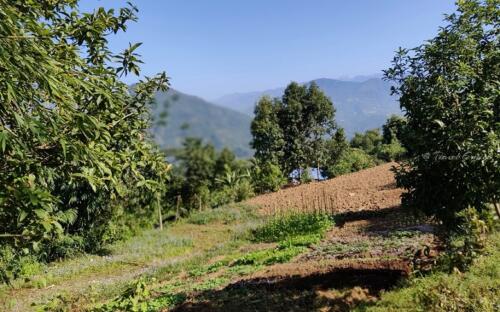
[213,78,402,138]
[150,89,253,158]
[150,78,402,159]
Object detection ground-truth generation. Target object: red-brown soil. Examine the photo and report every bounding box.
[174,163,441,311]
[246,163,402,215]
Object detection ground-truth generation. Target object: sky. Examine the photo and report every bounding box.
[82,0,456,99]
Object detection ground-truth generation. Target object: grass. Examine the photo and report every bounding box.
[0,204,260,311]
[85,210,335,311]
[252,213,333,242]
[2,204,334,311]
[354,231,500,312]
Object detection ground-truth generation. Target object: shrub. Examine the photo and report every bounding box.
[253,213,333,242]
[326,148,376,178]
[251,161,286,194]
[438,207,489,273]
[374,141,406,162]
[385,0,500,226]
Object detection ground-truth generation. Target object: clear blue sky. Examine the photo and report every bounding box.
[82,0,456,99]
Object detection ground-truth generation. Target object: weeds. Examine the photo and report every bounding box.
[253,213,333,242]
[232,246,306,266]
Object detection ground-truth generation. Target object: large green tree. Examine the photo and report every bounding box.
[251,82,337,180]
[385,0,500,224]
[0,0,169,261]
[250,96,283,164]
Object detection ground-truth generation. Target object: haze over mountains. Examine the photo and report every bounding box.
[150,89,253,158]
[213,78,401,137]
[151,78,402,158]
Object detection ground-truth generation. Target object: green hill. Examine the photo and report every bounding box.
[150,89,253,158]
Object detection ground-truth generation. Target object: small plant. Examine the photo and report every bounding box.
[232,246,306,266]
[277,234,322,249]
[439,207,488,273]
[253,213,333,242]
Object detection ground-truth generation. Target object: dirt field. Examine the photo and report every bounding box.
[246,163,402,215]
[174,208,440,311]
[174,164,442,311]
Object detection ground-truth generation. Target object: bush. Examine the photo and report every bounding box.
[374,141,406,162]
[326,148,376,178]
[251,161,286,194]
[0,246,43,284]
[438,207,489,273]
[253,213,333,242]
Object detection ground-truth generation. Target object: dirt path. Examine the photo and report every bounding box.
[247,163,402,215]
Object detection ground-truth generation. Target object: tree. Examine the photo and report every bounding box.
[176,138,216,207]
[277,82,309,176]
[350,129,383,155]
[0,1,170,263]
[323,128,349,176]
[385,0,500,224]
[251,96,284,165]
[214,147,237,178]
[382,115,407,144]
[251,82,337,181]
[304,82,337,179]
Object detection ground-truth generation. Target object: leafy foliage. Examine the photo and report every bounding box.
[0,0,169,280]
[250,160,286,193]
[251,82,340,182]
[384,0,500,226]
[350,129,383,155]
[325,148,376,177]
[166,138,254,212]
[253,213,333,243]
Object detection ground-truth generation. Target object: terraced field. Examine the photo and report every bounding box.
[247,163,402,215]
[2,163,442,311]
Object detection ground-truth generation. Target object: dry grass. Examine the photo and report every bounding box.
[247,162,402,216]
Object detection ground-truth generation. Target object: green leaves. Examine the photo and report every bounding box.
[385,0,500,227]
[0,130,8,153]
[0,0,170,270]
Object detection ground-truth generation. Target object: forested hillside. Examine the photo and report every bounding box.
[151,89,253,158]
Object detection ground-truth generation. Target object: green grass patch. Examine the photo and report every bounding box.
[232,245,307,266]
[253,213,333,242]
[186,204,256,225]
[277,234,322,249]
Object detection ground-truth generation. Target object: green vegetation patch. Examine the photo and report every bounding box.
[354,232,500,312]
[253,213,334,243]
[232,246,306,266]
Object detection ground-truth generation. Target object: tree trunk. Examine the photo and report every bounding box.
[316,159,320,181]
[176,195,181,221]
[157,194,163,231]
[494,202,500,220]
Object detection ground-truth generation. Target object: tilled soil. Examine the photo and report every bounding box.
[175,207,441,312]
[246,163,402,215]
[175,164,442,311]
